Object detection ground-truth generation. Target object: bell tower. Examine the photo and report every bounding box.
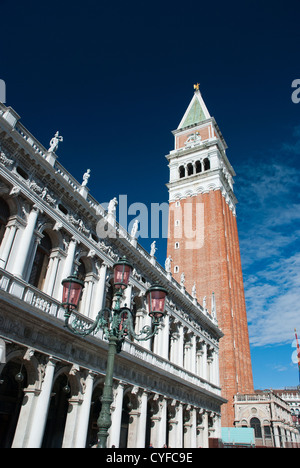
[166,85,254,426]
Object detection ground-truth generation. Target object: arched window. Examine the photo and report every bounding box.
[86,385,103,447]
[250,417,262,438]
[187,163,193,176]
[0,359,27,448]
[264,425,272,440]
[120,393,131,448]
[29,232,52,290]
[0,198,9,246]
[77,259,86,283]
[195,161,202,173]
[179,166,185,178]
[203,158,210,171]
[42,373,70,448]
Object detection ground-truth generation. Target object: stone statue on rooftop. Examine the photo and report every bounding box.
[48,131,63,153]
[82,169,91,187]
[150,240,157,257]
[165,255,173,273]
[131,219,139,238]
[108,197,118,215]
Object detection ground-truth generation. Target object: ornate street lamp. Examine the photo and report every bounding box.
[61,256,168,448]
[113,256,132,290]
[61,274,85,310]
[146,284,168,325]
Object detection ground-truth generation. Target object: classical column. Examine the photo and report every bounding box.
[153,322,163,355]
[79,273,96,318]
[134,308,145,337]
[168,401,183,449]
[108,381,125,448]
[26,357,57,448]
[160,313,169,359]
[190,335,196,374]
[62,237,78,278]
[62,395,82,448]
[207,354,213,382]
[44,249,62,297]
[12,387,37,448]
[212,349,220,386]
[168,400,177,449]
[0,221,18,268]
[135,390,148,448]
[183,406,191,447]
[63,367,93,448]
[127,388,141,448]
[201,341,207,380]
[190,408,197,447]
[12,206,39,279]
[92,262,108,319]
[184,339,192,372]
[202,411,209,448]
[75,372,95,448]
[58,237,78,297]
[169,331,178,364]
[184,333,196,373]
[196,411,204,448]
[273,425,281,448]
[214,413,221,439]
[175,402,183,448]
[196,341,202,376]
[158,396,167,448]
[208,412,216,441]
[177,324,184,367]
[171,323,184,367]
[150,395,167,448]
[286,429,291,447]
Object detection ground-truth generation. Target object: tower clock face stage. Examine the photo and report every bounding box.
[166,87,254,426]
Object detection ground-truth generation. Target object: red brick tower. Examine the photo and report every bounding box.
[166,85,254,426]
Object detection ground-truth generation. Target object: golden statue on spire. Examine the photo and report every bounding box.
[193,83,200,91]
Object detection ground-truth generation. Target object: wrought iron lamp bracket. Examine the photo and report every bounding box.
[63,290,161,351]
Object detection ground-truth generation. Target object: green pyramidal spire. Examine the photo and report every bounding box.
[178,86,211,129]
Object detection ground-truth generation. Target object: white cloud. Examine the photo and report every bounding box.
[235,129,300,347]
[245,253,300,346]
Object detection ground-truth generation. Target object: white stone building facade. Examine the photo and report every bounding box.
[234,391,300,448]
[0,103,225,448]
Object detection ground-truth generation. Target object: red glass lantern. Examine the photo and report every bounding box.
[113,256,133,290]
[146,284,168,323]
[61,274,84,310]
[119,308,130,336]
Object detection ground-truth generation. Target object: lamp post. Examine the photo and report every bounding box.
[61,256,168,448]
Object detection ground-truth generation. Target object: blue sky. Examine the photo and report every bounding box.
[1,0,300,389]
